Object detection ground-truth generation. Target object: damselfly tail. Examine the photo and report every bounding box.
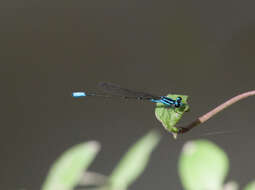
[72,91,114,98]
[72,92,86,98]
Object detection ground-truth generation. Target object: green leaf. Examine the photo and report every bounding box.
[178,140,229,190]
[155,94,189,136]
[41,141,100,190]
[244,181,255,190]
[108,130,161,190]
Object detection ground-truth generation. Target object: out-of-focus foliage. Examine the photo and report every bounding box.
[41,141,100,190]
[244,181,255,190]
[178,140,229,190]
[108,130,161,190]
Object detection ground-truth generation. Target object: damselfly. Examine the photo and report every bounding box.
[72,82,183,108]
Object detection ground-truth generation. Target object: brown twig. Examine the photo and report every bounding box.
[177,90,255,134]
[79,171,108,186]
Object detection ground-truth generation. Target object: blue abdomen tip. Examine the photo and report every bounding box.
[72,92,86,98]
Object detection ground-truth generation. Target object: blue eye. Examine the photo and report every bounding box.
[176,97,182,102]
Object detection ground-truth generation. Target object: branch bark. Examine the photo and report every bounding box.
[177,90,255,134]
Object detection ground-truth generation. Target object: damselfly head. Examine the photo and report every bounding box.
[174,97,182,107]
[176,97,182,103]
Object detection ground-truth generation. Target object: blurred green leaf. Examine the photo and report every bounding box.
[108,130,161,190]
[41,141,100,190]
[155,94,189,137]
[178,140,229,190]
[244,181,255,190]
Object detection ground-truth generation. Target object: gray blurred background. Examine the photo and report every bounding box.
[1,0,255,189]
